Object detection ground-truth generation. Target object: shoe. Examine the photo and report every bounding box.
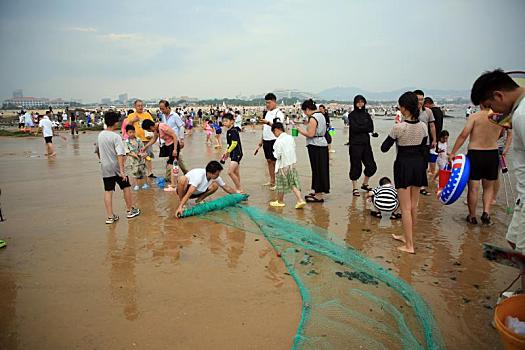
[126,208,141,219]
[466,215,478,225]
[269,186,276,191]
[133,185,140,191]
[295,201,306,209]
[164,186,177,192]
[270,201,285,207]
[481,212,493,225]
[0,239,6,248]
[148,174,157,178]
[105,214,119,224]
[141,183,150,190]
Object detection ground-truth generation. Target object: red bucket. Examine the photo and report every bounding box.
[438,168,451,189]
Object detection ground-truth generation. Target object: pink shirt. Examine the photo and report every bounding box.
[159,123,175,146]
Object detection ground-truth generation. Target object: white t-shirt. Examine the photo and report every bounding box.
[39,117,54,137]
[511,93,525,202]
[262,109,284,141]
[234,114,243,129]
[186,168,226,194]
[62,113,67,121]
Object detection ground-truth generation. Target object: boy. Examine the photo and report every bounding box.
[367,177,401,220]
[175,161,238,217]
[124,125,148,191]
[95,111,140,224]
[221,113,243,193]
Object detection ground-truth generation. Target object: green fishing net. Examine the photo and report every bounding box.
[184,195,444,349]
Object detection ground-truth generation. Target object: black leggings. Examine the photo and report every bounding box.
[349,143,377,181]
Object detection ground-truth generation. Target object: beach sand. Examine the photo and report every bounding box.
[0,116,516,349]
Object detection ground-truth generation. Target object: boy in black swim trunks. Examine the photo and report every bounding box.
[222,113,244,193]
[449,105,503,225]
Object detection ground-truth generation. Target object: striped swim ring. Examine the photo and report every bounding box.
[439,154,470,205]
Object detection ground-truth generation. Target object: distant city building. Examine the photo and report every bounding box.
[118,93,128,104]
[2,96,69,109]
[101,98,112,104]
[12,89,23,98]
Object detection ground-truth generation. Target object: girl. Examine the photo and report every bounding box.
[204,119,213,145]
[348,95,377,196]
[433,130,450,181]
[381,92,428,254]
[297,99,330,203]
[212,120,222,148]
[269,119,306,209]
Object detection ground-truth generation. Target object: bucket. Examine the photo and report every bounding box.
[494,295,525,350]
[438,167,451,189]
[291,128,299,137]
[328,127,335,136]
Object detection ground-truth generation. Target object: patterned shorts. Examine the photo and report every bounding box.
[275,168,301,194]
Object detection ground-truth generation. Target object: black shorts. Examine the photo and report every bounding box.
[184,185,205,199]
[230,152,243,163]
[103,175,131,192]
[44,136,53,144]
[263,140,276,161]
[467,149,499,181]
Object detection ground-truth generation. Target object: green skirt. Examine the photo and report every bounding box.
[276,167,301,194]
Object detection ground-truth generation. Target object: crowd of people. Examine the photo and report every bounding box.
[25,70,524,290]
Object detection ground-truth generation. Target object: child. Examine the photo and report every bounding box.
[269,119,306,209]
[433,130,450,181]
[212,120,222,148]
[204,119,213,144]
[367,177,401,220]
[124,125,148,190]
[221,113,244,193]
[95,111,141,224]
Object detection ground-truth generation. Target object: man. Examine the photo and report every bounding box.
[175,161,237,217]
[127,99,155,178]
[95,111,141,224]
[257,93,284,190]
[449,105,502,225]
[423,97,444,139]
[159,100,187,175]
[466,105,473,118]
[36,112,56,157]
[414,90,437,196]
[470,69,525,290]
[234,110,243,130]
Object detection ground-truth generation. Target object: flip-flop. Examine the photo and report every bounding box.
[0,240,6,249]
[370,210,382,218]
[420,189,431,196]
[352,189,360,197]
[361,184,372,192]
[305,195,324,203]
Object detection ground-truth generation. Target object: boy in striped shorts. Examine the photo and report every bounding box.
[367,177,401,220]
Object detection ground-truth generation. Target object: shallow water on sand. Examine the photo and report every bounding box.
[0,116,517,349]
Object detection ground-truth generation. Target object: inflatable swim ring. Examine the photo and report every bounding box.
[439,154,470,205]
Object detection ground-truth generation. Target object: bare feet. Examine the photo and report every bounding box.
[391,234,406,243]
[397,245,415,254]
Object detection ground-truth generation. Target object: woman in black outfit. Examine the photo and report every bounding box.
[381,92,428,254]
[348,95,377,196]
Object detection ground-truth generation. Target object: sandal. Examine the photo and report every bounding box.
[481,212,493,225]
[352,189,360,197]
[420,189,431,196]
[466,215,478,225]
[370,210,382,218]
[305,195,324,203]
[361,184,372,192]
[390,213,402,220]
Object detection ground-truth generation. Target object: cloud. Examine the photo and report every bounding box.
[67,27,97,32]
[98,33,140,41]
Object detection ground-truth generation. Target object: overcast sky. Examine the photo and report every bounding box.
[1,0,524,102]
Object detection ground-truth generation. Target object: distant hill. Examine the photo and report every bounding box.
[317,86,470,102]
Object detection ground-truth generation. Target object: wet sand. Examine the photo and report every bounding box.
[0,117,517,349]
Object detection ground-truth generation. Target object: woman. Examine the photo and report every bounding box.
[348,95,377,196]
[381,92,428,254]
[297,99,330,202]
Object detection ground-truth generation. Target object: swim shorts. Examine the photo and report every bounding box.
[44,136,53,144]
[263,140,276,161]
[103,175,131,192]
[467,149,499,181]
